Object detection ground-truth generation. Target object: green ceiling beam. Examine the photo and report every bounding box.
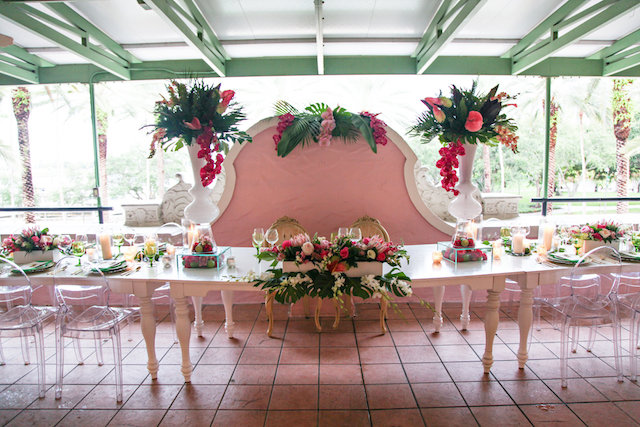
[606,45,640,63]
[0,53,37,71]
[587,28,640,59]
[413,0,452,57]
[1,45,54,68]
[45,3,141,64]
[416,0,487,74]
[501,0,587,59]
[604,51,640,76]
[511,0,639,75]
[0,2,131,80]
[144,0,226,76]
[17,3,87,38]
[0,60,38,83]
[551,0,615,32]
[182,0,229,60]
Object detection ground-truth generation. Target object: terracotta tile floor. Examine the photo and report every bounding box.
[1,301,640,426]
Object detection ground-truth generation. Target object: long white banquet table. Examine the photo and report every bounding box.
[8,244,639,383]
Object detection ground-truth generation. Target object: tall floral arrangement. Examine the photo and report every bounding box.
[410,82,518,194]
[569,221,624,243]
[146,80,252,186]
[272,101,388,157]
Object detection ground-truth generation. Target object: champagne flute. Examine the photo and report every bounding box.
[265,229,279,247]
[252,228,265,255]
[124,229,137,247]
[349,227,362,243]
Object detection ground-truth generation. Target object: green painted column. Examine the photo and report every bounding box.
[89,81,103,223]
[542,77,551,216]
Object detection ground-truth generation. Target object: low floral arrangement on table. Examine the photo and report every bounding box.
[272,101,388,158]
[145,79,252,186]
[409,82,518,194]
[1,226,58,256]
[633,232,640,252]
[254,233,412,304]
[569,221,624,243]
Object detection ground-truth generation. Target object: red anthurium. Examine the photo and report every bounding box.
[422,97,442,108]
[216,90,235,113]
[183,117,202,130]
[464,111,483,132]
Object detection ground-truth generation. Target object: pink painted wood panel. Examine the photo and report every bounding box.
[211,125,449,246]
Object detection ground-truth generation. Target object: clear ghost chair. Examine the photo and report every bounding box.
[53,255,136,402]
[542,246,623,388]
[0,256,55,398]
[613,271,640,381]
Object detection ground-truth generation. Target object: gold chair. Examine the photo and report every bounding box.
[348,215,391,334]
[263,216,315,336]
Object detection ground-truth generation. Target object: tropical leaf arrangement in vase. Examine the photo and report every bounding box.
[272,101,389,158]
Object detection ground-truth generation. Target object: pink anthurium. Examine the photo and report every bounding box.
[464,111,483,132]
[183,117,202,130]
[433,105,445,123]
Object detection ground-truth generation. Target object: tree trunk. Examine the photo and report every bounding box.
[482,144,492,192]
[498,144,505,192]
[157,147,165,198]
[546,99,559,215]
[613,79,632,214]
[11,87,35,223]
[97,108,110,222]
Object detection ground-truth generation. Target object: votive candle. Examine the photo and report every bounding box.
[432,251,443,263]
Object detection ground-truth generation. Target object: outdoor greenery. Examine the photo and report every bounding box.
[0,75,638,225]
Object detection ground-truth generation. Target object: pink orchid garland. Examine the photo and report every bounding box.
[318,107,336,146]
[360,111,388,146]
[436,140,466,195]
[273,113,295,150]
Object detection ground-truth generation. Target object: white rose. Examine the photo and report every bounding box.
[600,229,611,239]
[367,249,376,259]
[301,242,314,256]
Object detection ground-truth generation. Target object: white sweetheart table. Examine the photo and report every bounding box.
[11,244,639,383]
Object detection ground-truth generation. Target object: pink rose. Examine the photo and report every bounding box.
[340,247,349,259]
[376,253,386,262]
[282,240,292,249]
[362,238,370,245]
[465,111,483,132]
[593,232,603,241]
[301,242,314,256]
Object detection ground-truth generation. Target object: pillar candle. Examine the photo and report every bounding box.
[543,225,554,252]
[512,234,525,254]
[99,233,112,260]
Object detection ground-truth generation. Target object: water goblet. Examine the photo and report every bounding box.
[338,227,349,238]
[265,229,279,247]
[349,227,362,243]
[112,231,124,255]
[124,230,137,247]
[71,234,87,266]
[58,234,72,254]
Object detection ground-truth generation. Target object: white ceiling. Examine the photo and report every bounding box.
[0,0,639,73]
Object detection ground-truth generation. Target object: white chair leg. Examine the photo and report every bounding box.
[73,338,84,365]
[611,312,623,383]
[571,325,580,353]
[630,312,639,382]
[586,321,597,352]
[55,332,64,399]
[20,330,31,365]
[0,337,5,365]
[94,332,104,366]
[560,318,571,388]
[35,326,46,398]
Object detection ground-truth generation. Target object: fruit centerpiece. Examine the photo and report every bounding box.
[181,235,226,269]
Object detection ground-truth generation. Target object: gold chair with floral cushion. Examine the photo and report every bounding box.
[349,215,391,333]
[263,216,311,336]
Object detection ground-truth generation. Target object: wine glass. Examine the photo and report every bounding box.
[143,235,158,267]
[519,225,531,237]
[349,227,362,243]
[71,234,87,266]
[265,229,279,247]
[252,228,264,254]
[338,227,349,238]
[112,231,124,255]
[58,234,72,254]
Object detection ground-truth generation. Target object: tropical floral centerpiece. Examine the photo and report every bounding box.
[191,234,216,254]
[272,101,388,157]
[410,82,518,194]
[146,79,252,186]
[255,233,412,304]
[2,226,58,255]
[569,221,624,243]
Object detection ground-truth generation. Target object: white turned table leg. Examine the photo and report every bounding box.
[517,288,533,369]
[174,296,192,382]
[482,290,501,374]
[460,284,472,331]
[191,296,204,337]
[433,285,445,333]
[138,296,159,380]
[221,290,235,338]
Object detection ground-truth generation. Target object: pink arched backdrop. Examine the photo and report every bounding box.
[211,122,449,245]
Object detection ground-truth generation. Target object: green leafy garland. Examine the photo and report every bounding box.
[272,101,388,158]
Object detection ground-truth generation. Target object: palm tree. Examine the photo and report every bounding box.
[11,87,35,223]
[482,144,492,192]
[612,79,633,214]
[546,98,559,214]
[96,107,110,221]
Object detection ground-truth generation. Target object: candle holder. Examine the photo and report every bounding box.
[432,251,443,264]
[510,226,527,256]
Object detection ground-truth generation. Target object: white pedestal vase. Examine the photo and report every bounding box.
[448,143,482,221]
[184,140,219,224]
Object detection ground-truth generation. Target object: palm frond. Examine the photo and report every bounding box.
[274,100,300,116]
[277,116,320,157]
